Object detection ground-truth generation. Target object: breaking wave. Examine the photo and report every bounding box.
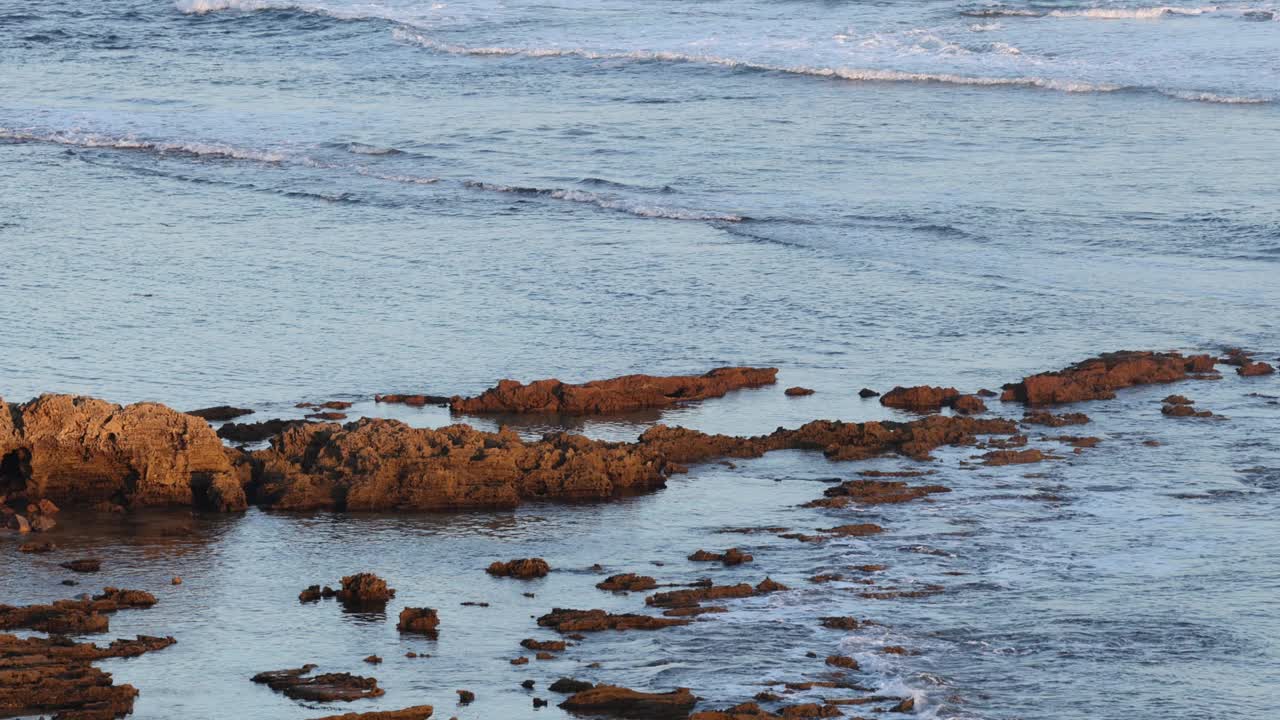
[392,30,1272,105]
[463,181,745,222]
[961,4,1247,19]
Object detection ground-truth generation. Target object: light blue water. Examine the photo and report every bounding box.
[2,0,1279,718]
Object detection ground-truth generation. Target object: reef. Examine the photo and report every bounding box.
[1000,351,1216,405]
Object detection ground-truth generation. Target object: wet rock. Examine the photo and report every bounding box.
[779,703,843,718]
[521,638,567,652]
[171,576,183,585]
[536,608,690,633]
[188,406,255,421]
[337,573,395,606]
[218,418,313,443]
[559,685,698,719]
[596,574,658,592]
[374,394,453,407]
[523,680,536,689]
[881,646,910,655]
[825,655,858,669]
[397,607,439,634]
[299,585,337,603]
[950,394,987,415]
[857,564,887,572]
[879,386,960,412]
[534,697,549,707]
[5,514,30,534]
[662,605,727,617]
[1000,351,1215,405]
[976,388,998,397]
[59,558,102,573]
[820,523,884,537]
[808,574,843,584]
[645,582,754,608]
[18,540,55,553]
[687,548,753,565]
[451,367,778,416]
[252,665,384,701]
[2,394,247,512]
[1238,361,1275,377]
[1,588,155,634]
[1045,435,1100,448]
[691,702,782,719]
[980,449,1048,466]
[306,411,349,421]
[805,479,950,509]
[819,616,862,630]
[363,655,382,664]
[1163,395,1194,405]
[858,388,880,398]
[487,558,551,579]
[456,689,475,704]
[510,656,529,665]
[308,706,435,720]
[550,678,596,693]
[1162,404,1213,418]
[320,401,354,410]
[784,387,815,397]
[1022,411,1090,427]
[890,697,915,712]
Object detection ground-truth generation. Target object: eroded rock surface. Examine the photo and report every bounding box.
[251,665,383,702]
[559,685,698,719]
[308,706,434,720]
[536,608,689,633]
[487,558,551,579]
[450,367,778,416]
[1000,351,1216,405]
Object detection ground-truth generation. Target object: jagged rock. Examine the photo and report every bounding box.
[536,608,689,633]
[596,574,658,592]
[251,665,383,701]
[299,585,337,603]
[645,579,786,609]
[0,588,157,634]
[825,655,858,669]
[187,406,255,421]
[1,394,246,512]
[1239,361,1275,377]
[879,386,960,412]
[1001,351,1216,405]
[336,574,395,606]
[451,367,777,416]
[950,394,987,414]
[559,685,698,719]
[397,608,439,634]
[308,706,434,720]
[487,558,551,579]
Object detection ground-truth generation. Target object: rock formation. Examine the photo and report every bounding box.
[450,367,778,415]
[1000,351,1216,405]
[486,558,551,579]
[559,685,698,719]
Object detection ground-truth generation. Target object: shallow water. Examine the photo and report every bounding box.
[3,0,1280,717]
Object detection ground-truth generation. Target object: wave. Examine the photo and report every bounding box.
[463,181,745,222]
[345,142,403,156]
[0,128,289,162]
[961,4,1248,19]
[392,30,1272,105]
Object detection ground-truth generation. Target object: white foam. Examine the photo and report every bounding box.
[0,128,288,162]
[356,167,440,184]
[964,4,1237,19]
[464,181,744,222]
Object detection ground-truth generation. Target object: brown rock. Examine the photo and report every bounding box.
[320,401,354,410]
[336,573,395,606]
[662,605,728,617]
[252,665,383,701]
[218,418,312,443]
[596,574,658,592]
[805,479,950,509]
[18,541,55,553]
[981,449,1048,466]
[187,406,255,421]
[950,394,987,415]
[879,386,960,412]
[363,655,382,664]
[1022,411,1091,427]
[559,685,698,719]
[306,412,349,421]
[308,706,434,720]
[1001,351,1215,405]
[456,689,475,704]
[299,585,337,603]
[451,367,778,416]
[536,608,689,633]
[550,678,595,693]
[784,387,815,397]
[890,697,915,712]
[5,394,247,511]
[819,616,862,630]
[521,638,566,652]
[820,523,884,537]
[688,548,753,565]
[1163,395,1194,405]
[510,656,529,665]
[397,607,439,634]
[487,558,551,579]
[374,394,452,407]
[825,655,858,669]
[59,558,102,573]
[1238,361,1275,377]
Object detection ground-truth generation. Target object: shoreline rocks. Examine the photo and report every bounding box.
[450,367,778,416]
[1000,351,1216,405]
[251,665,384,702]
[487,558,551,579]
[559,685,698,719]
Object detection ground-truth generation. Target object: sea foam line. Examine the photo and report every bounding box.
[0,128,290,162]
[961,4,1247,19]
[393,29,1273,104]
[463,181,745,222]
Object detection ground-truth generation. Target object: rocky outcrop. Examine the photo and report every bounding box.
[1,588,157,634]
[1239,361,1275,377]
[0,394,246,512]
[596,573,658,592]
[487,558,551,579]
[251,666,384,702]
[536,608,689,633]
[879,386,959,412]
[804,479,950,509]
[1000,351,1216,405]
[308,707,434,720]
[397,608,438,634]
[450,367,778,416]
[337,574,395,606]
[250,420,675,511]
[688,548,752,565]
[645,579,787,609]
[559,685,698,719]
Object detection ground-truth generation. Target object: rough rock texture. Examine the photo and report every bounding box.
[981,449,1049,465]
[251,666,383,701]
[804,479,950,509]
[0,588,158,634]
[550,678,596,694]
[596,574,658,592]
[487,558,551,579]
[450,367,778,415]
[879,386,960,412]
[396,607,439,634]
[336,574,395,605]
[250,421,675,511]
[0,394,246,512]
[646,579,786,609]
[217,419,312,444]
[784,387,815,397]
[1000,351,1216,405]
[373,394,452,407]
[308,707,433,720]
[536,608,689,633]
[950,394,987,415]
[559,685,698,719]
[521,638,566,652]
[187,406,254,421]
[1022,411,1090,427]
[1239,361,1276,377]
[687,548,752,565]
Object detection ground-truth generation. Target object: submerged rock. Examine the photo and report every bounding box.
[187,406,255,421]
[536,608,689,633]
[559,685,698,719]
[1000,351,1215,405]
[784,387,815,397]
[450,367,778,415]
[550,678,596,693]
[217,418,312,443]
[251,665,384,702]
[374,394,453,407]
[687,548,753,565]
[307,706,434,720]
[805,479,950,509]
[596,574,658,592]
[879,386,960,412]
[1021,411,1090,427]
